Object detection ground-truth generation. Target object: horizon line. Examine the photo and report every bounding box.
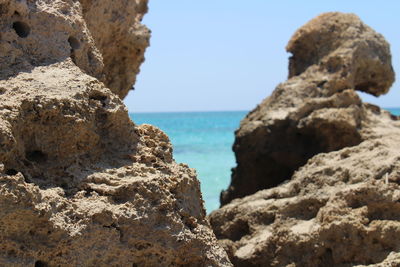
[128,109,251,114]
[128,107,400,114]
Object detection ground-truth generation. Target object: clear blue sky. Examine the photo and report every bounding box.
[125,1,399,113]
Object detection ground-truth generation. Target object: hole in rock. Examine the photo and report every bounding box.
[213,218,250,241]
[68,37,80,65]
[317,80,327,88]
[320,248,334,266]
[26,150,47,164]
[112,194,130,204]
[84,189,94,197]
[5,169,18,175]
[230,220,250,241]
[12,21,30,38]
[34,261,48,267]
[89,92,107,102]
[68,36,80,50]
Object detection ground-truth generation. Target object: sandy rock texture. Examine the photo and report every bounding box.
[220,12,395,205]
[211,13,400,266]
[0,1,231,266]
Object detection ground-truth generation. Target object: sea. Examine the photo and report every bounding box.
[130,108,400,213]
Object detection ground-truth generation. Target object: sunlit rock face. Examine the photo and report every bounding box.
[220,12,395,206]
[211,12,400,266]
[0,1,232,266]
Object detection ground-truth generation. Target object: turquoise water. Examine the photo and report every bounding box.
[130,111,247,213]
[388,108,400,115]
[130,108,399,213]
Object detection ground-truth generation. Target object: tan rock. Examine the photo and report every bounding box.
[211,12,400,266]
[0,1,231,266]
[287,12,394,96]
[220,12,395,206]
[80,0,150,98]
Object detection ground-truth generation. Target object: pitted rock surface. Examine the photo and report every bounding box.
[0,1,231,266]
[211,12,400,266]
[220,12,395,206]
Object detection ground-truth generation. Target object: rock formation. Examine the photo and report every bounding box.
[211,13,400,266]
[0,0,231,266]
[220,12,395,205]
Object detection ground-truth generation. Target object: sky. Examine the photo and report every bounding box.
[125,1,400,113]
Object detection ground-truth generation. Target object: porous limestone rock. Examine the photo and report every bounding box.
[0,1,231,266]
[80,0,150,98]
[211,12,400,266]
[220,12,395,205]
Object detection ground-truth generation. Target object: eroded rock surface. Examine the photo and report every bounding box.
[0,1,231,266]
[211,13,400,266]
[220,12,395,205]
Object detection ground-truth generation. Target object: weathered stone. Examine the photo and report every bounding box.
[211,12,400,266]
[287,13,394,96]
[0,1,231,266]
[80,0,150,98]
[220,12,395,206]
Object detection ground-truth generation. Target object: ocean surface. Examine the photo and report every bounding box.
[130,108,400,213]
[389,108,400,116]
